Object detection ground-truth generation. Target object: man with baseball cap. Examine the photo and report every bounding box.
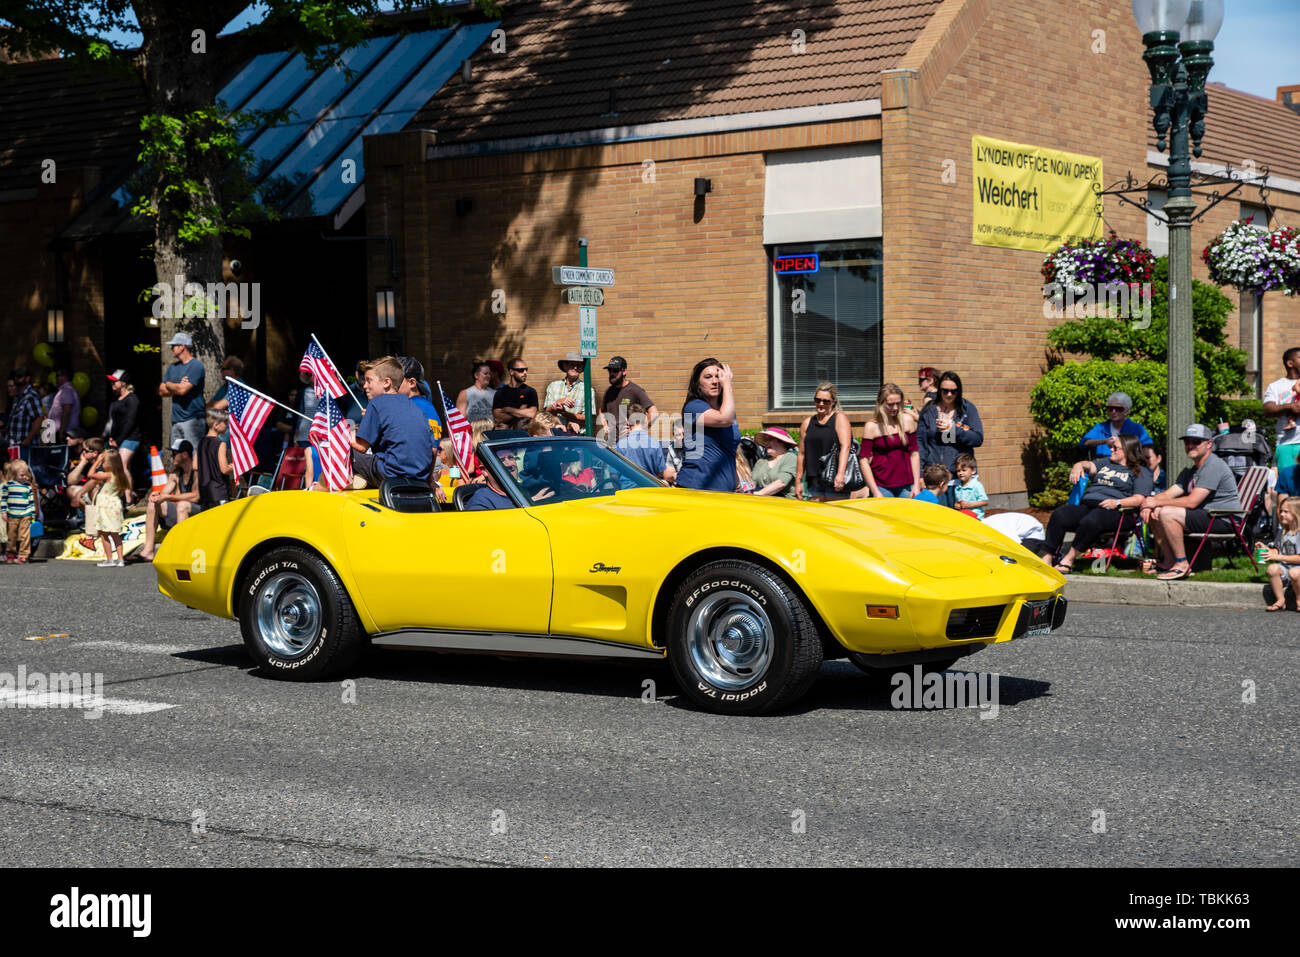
[601,356,657,438]
[1139,424,1242,579]
[544,352,598,433]
[158,332,206,451]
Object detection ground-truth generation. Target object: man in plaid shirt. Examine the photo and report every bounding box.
[6,368,43,449]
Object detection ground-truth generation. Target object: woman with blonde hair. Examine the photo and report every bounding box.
[854,383,921,499]
[795,380,852,501]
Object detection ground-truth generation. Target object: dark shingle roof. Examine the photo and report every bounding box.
[411,0,943,143]
[1148,83,1300,183]
[0,57,146,193]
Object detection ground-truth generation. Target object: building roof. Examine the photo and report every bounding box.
[410,0,943,144]
[0,57,146,194]
[1147,83,1300,183]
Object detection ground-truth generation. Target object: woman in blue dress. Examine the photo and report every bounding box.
[675,358,740,492]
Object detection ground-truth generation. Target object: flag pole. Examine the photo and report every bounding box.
[433,379,468,476]
[226,376,312,422]
[310,333,365,408]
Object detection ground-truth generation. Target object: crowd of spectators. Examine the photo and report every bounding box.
[6,343,1300,606]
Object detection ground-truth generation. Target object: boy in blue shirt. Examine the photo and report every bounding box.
[914,464,949,505]
[351,357,434,487]
[952,453,989,519]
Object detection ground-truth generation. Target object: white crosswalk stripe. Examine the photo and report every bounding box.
[0,690,175,715]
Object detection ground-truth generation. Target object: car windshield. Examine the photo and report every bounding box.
[485,438,660,505]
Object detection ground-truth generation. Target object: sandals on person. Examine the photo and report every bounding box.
[1265,600,1288,612]
[1157,561,1191,580]
[1054,562,1073,575]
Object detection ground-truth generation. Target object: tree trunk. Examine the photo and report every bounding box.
[134,2,235,445]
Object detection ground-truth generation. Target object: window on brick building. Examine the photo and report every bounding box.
[770,240,882,409]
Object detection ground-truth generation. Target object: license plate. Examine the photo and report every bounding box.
[1022,599,1054,638]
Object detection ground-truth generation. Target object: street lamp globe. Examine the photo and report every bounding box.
[1183,0,1225,42]
[1131,0,1191,35]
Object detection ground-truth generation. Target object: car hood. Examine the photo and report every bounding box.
[576,489,1060,587]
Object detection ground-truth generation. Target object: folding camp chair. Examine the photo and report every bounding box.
[236,446,308,497]
[1185,465,1271,569]
[1103,506,1148,571]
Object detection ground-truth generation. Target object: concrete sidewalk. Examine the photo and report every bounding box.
[1065,574,1274,609]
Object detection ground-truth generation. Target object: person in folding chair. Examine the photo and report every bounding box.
[1139,424,1242,580]
[1038,434,1153,573]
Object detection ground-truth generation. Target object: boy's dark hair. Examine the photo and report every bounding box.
[922,463,950,488]
[626,403,646,419]
[954,453,978,472]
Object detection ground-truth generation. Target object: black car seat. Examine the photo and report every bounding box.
[379,478,440,512]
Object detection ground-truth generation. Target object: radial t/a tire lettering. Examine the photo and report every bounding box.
[238,546,364,681]
[667,559,823,715]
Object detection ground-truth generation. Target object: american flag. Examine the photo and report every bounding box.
[309,390,353,491]
[226,380,273,478]
[441,387,473,469]
[298,340,347,400]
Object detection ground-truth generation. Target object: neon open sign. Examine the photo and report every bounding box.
[773,254,819,275]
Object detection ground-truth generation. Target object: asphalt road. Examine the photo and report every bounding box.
[1,561,1295,867]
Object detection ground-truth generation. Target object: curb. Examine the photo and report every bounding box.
[1065,575,1268,609]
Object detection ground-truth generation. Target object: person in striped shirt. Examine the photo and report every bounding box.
[2,458,38,563]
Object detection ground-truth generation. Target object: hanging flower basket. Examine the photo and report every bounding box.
[1041,232,1156,297]
[1202,218,1300,295]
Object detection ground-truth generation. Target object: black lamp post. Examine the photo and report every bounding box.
[1133,0,1224,473]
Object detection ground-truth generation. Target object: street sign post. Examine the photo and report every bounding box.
[552,266,616,286]
[579,307,598,358]
[565,286,604,306]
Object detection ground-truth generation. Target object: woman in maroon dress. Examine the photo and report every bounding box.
[854,383,921,498]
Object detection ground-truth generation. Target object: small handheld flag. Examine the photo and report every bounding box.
[308,391,354,491]
[226,379,275,478]
[299,339,348,400]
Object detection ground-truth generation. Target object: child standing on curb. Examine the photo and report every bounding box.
[2,459,38,563]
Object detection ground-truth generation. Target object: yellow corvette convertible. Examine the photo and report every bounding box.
[155,434,1066,714]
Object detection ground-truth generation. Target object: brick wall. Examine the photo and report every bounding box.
[366,0,1300,496]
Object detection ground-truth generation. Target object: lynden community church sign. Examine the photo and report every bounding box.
[971,135,1103,252]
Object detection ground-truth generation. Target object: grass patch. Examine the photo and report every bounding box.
[1065,554,1268,583]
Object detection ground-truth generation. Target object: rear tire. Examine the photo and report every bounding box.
[239,546,364,680]
[667,560,822,715]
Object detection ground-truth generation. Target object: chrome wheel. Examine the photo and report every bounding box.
[686,590,774,690]
[253,571,323,659]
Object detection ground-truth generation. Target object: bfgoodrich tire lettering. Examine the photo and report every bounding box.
[239,546,363,681]
[667,560,822,715]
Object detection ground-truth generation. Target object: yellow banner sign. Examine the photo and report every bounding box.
[971,135,1103,252]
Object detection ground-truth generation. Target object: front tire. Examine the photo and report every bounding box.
[667,560,822,715]
[239,546,364,680]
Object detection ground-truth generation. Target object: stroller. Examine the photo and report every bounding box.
[23,444,72,532]
[1211,423,1273,544]
[1212,424,1270,480]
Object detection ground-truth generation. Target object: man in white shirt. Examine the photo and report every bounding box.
[982,512,1045,548]
[1263,347,1300,471]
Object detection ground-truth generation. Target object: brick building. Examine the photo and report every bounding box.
[364,0,1300,502]
[2,0,1297,501]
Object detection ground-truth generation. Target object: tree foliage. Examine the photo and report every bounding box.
[1029,256,1246,470]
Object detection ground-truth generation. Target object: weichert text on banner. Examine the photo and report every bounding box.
[971,135,1103,252]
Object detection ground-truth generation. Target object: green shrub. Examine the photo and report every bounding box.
[1028,358,1207,464]
[1028,461,1074,509]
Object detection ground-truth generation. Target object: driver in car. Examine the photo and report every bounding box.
[462,469,514,510]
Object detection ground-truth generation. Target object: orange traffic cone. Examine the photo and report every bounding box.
[149,446,166,491]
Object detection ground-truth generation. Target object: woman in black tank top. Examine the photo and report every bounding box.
[795,381,853,501]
